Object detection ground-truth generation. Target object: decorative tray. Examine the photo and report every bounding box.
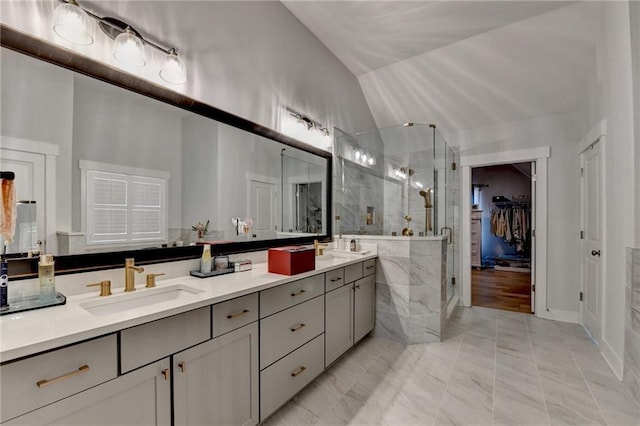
[190,267,235,278]
[0,292,66,316]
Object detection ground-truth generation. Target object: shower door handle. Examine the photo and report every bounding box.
[440,227,452,245]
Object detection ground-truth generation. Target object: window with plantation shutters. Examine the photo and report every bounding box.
[80,161,168,246]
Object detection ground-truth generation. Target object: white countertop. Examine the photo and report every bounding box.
[0,252,376,363]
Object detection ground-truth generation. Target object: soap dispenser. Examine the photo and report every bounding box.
[38,254,57,303]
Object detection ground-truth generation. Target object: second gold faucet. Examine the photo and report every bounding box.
[124,258,144,292]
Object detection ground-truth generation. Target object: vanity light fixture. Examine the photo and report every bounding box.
[353,149,376,166]
[113,27,146,67]
[52,0,94,45]
[51,0,187,84]
[288,110,330,137]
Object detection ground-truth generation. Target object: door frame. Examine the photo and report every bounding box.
[460,146,550,318]
[0,136,58,254]
[578,120,607,341]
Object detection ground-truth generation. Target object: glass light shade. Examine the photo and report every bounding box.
[159,50,187,84]
[113,28,146,67]
[53,1,94,45]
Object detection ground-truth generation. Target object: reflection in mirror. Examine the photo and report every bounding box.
[1,46,328,259]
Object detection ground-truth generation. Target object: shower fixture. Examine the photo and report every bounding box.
[419,188,433,233]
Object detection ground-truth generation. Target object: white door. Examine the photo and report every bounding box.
[248,180,277,239]
[0,148,45,253]
[580,141,603,341]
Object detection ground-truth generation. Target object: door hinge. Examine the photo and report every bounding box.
[532,284,536,292]
[532,229,536,237]
[580,230,584,239]
[580,168,584,177]
[451,162,457,171]
[451,276,456,286]
[579,291,583,301]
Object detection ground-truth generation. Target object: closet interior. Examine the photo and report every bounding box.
[471,163,533,314]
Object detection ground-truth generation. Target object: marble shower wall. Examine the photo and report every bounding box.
[624,247,640,403]
[370,236,447,344]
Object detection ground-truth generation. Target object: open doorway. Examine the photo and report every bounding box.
[471,163,533,314]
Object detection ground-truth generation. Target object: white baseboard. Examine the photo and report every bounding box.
[447,293,460,318]
[536,309,580,323]
[601,338,624,380]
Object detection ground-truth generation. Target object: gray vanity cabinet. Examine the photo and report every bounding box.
[325,282,354,367]
[173,322,259,426]
[354,274,376,343]
[3,359,171,426]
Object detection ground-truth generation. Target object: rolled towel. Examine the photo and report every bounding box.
[1,179,16,243]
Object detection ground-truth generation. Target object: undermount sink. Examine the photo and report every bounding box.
[81,284,204,316]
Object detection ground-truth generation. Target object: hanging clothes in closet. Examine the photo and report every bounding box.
[490,203,530,253]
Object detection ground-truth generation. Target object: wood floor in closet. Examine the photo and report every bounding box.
[472,268,532,314]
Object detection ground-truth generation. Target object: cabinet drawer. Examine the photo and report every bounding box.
[363,259,376,276]
[325,268,345,292]
[260,295,324,369]
[0,334,118,422]
[260,274,324,318]
[260,334,324,420]
[120,307,210,373]
[212,293,258,338]
[344,262,363,283]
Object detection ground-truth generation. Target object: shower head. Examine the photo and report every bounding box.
[419,188,432,208]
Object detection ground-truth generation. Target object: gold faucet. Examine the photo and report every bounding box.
[124,258,144,292]
[313,240,328,256]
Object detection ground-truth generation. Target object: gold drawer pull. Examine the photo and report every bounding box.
[291,366,307,377]
[36,365,90,388]
[330,277,342,282]
[161,368,170,381]
[355,285,360,290]
[290,289,306,297]
[227,309,250,319]
[178,362,186,373]
[290,323,306,332]
[365,265,375,270]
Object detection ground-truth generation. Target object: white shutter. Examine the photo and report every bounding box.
[84,167,167,246]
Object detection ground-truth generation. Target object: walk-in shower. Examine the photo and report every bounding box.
[334,123,459,343]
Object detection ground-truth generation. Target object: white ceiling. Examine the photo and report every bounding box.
[281,1,575,76]
[283,1,600,133]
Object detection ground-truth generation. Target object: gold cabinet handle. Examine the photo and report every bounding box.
[291,366,307,377]
[365,265,375,270]
[36,365,90,388]
[227,309,250,319]
[161,368,170,381]
[290,323,306,332]
[355,285,360,290]
[290,289,306,297]
[330,277,342,282]
[178,362,186,373]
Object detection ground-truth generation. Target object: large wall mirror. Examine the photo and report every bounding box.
[0,26,331,277]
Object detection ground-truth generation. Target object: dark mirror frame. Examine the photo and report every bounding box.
[1,24,332,279]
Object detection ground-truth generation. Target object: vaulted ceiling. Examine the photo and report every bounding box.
[283,1,600,133]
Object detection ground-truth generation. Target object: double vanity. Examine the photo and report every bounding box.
[0,253,377,425]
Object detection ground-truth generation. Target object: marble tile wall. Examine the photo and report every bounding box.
[624,247,640,404]
[371,237,447,344]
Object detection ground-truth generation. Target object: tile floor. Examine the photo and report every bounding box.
[263,306,640,425]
